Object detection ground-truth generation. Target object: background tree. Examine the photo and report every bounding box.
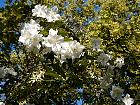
[0,0,140,105]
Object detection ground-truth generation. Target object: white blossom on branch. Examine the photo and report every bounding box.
[32,4,61,22]
[122,94,134,105]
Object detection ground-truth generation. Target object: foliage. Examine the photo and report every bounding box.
[0,0,140,105]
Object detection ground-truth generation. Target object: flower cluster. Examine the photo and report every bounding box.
[42,28,84,62]
[19,5,84,63]
[114,57,124,68]
[110,86,134,105]
[122,94,134,105]
[97,52,112,66]
[0,102,5,105]
[57,41,85,62]
[32,4,61,22]
[0,66,17,78]
[111,86,124,100]
[19,19,43,52]
[92,38,102,51]
[92,37,133,104]
[42,28,64,53]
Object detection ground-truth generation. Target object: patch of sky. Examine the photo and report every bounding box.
[0,43,16,53]
[82,0,88,6]
[125,3,139,21]
[83,16,94,26]
[59,10,64,16]
[27,0,32,5]
[10,43,16,51]
[0,0,6,7]
[0,93,6,101]
[82,3,88,7]
[75,88,84,105]
[125,13,133,22]
[76,7,82,14]
[83,21,89,26]
[133,11,138,15]
[59,1,69,16]
[0,82,5,91]
[15,31,20,36]
[10,0,16,6]
[51,5,59,12]
[93,4,101,12]
[76,88,84,93]
[64,1,69,8]
[0,43,5,52]
[3,0,16,6]
[74,98,84,105]
[0,81,6,86]
[83,0,88,3]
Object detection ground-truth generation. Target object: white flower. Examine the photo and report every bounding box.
[49,28,58,36]
[26,34,43,49]
[122,94,134,105]
[45,6,61,22]
[19,19,43,52]
[51,44,62,55]
[97,53,112,66]
[70,40,85,59]
[21,19,42,36]
[42,29,64,54]
[5,67,17,76]
[19,33,43,52]
[41,29,84,62]
[106,65,114,75]
[46,10,61,22]
[100,74,113,89]
[114,57,124,68]
[0,67,17,78]
[19,30,32,44]
[19,19,43,42]
[111,86,124,100]
[92,38,102,51]
[58,41,85,63]
[59,42,74,62]
[0,67,7,78]
[42,29,64,48]
[0,102,5,105]
[32,4,61,22]
[32,4,48,18]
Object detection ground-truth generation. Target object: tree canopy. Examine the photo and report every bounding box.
[0,0,140,105]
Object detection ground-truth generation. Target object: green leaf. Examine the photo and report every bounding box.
[46,69,64,81]
[39,30,49,36]
[64,37,73,41]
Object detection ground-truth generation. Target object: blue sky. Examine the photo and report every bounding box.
[0,0,16,7]
[0,0,6,7]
